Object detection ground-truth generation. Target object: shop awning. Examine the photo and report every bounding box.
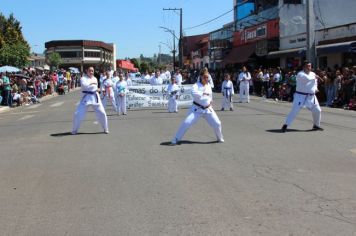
[317,41,356,55]
[267,47,306,58]
[267,41,356,58]
[224,43,256,64]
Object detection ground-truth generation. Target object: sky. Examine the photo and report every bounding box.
[1,0,234,59]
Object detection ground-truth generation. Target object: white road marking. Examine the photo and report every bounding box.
[18,115,35,121]
[350,149,356,155]
[25,104,41,109]
[50,102,64,107]
[93,121,98,125]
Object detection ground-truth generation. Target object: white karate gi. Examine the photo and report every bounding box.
[238,71,251,102]
[221,80,234,110]
[167,83,180,112]
[116,80,128,115]
[285,70,321,127]
[150,76,163,85]
[165,70,171,80]
[72,75,108,134]
[172,82,223,143]
[101,78,117,111]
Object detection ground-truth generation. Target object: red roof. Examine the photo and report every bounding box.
[116,60,138,72]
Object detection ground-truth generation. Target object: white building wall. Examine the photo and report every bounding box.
[327,53,343,68]
[279,0,356,50]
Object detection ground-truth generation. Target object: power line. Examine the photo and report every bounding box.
[184,8,234,31]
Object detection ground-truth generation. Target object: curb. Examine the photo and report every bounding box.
[0,87,81,114]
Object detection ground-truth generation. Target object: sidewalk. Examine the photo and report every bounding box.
[0,87,80,114]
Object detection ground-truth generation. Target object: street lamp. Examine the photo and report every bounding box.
[159,26,178,71]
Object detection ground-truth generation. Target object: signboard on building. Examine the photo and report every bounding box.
[233,19,279,46]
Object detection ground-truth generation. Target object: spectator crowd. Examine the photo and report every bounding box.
[0,68,81,108]
[185,65,356,111]
[2,65,356,111]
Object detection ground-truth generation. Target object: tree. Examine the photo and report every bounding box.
[140,61,149,73]
[48,52,62,71]
[0,42,29,67]
[0,12,30,67]
[130,58,139,69]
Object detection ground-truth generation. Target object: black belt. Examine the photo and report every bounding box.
[81,91,99,103]
[296,91,315,96]
[82,91,96,94]
[193,101,211,109]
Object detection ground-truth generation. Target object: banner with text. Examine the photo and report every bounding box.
[127,84,193,109]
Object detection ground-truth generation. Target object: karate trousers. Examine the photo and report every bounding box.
[221,96,233,109]
[285,93,321,127]
[168,97,178,112]
[174,105,223,141]
[239,83,249,102]
[102,92,117,111]
[72,103,108,133]
[117,94,127,114]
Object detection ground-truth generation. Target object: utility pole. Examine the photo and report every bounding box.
[159,26,178,71]
[306,0,316,67]
[172,31,176,71]
[163,8,183,69]
[158,44,161,65]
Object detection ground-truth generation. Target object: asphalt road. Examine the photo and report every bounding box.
[0,90,355,236]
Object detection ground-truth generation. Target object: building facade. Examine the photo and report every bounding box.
[45,40,115,72]
[269,0,356,69]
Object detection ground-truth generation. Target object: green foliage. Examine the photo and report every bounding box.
[48,52,62,70]
[0,42,29,67]
[140,61,149,73]
[0,12,30,67]
[130,58,139,69]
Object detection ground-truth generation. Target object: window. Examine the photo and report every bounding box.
[284,0,302,4]
[84,51,100,58]
[58,51,79,58]
[319,56,327,69]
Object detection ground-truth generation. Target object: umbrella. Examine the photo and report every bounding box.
[14,74,30,79]
[0,65,20,73]
[69,67,80,74]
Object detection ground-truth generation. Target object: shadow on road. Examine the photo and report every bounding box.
[266,129,314,133]
[50,132,104,137]
[160,140,219,146]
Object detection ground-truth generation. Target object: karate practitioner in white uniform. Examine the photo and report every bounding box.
[72,67,108,134]
[221,73,234,111]
[167,76,180,113]
[111,71,119,95]
[101,71,117,112]
[238,66,251,103]
[171,71,224,145]
[281,61,323,132]
[116,72,128,115]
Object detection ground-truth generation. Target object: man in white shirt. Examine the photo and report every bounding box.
[150,70,163,85]
[281,61,323,132]
[238,66,251,103]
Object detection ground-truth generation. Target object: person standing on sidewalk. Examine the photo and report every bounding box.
[72,67,108,134]
[1,73,12,107]
[171,70,224,145]
[281,61,323,132]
